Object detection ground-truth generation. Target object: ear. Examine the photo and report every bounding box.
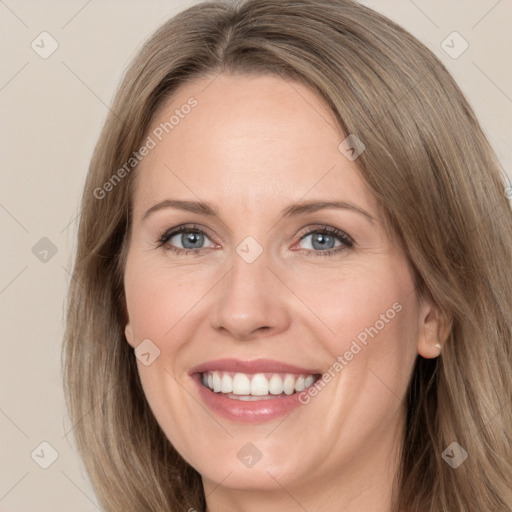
[417,298,451,359]
[125,323,136,349]
[122,295,136,349]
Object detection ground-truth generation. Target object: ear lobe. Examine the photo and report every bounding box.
[417,302,451,359]
[125,323,135,349]
[122,295,136,348]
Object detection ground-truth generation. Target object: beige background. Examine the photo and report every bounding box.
[0,0,510,510]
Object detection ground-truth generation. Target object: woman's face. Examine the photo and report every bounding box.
[123,73,442,506]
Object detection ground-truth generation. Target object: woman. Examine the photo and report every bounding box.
[62,0,512,510]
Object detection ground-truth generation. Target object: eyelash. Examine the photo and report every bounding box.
[155,224,354,257]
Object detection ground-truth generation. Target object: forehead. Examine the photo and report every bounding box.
[132,73,377,216]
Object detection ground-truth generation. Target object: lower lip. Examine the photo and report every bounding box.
[193,375,306,424]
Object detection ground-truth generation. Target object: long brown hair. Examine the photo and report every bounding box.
[62,0,512,510]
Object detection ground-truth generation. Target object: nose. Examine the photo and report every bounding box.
[210,246,292,341]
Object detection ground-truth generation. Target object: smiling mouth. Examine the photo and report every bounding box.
[200,371,321,400]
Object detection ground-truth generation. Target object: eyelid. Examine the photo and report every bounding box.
[156,223,218,249]
[292,225,354,255]
[296,224,353,243]
[156,223,354,255]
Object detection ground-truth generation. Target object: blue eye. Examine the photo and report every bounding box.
[156,224,353,256]
[157,224,215,255]
[296,227,353,256]
[170,230,207,249]
[300,231,339,251]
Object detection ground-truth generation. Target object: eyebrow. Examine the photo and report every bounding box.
[142,199,375,223]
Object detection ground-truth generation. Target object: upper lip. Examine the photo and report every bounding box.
[189,358,322,375]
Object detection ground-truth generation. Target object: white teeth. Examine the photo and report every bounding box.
[283,374,296,395]
[304,375,315,388]
[268,374,284,395]
[227,393,276,401]
[251,374,269,396]
[212,372,221,392]
[233,373,251,395]
[220,374,233,393]
[295,375,305,392]
[201,370,318,397]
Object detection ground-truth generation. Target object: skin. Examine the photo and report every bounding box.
[123,73,448,512]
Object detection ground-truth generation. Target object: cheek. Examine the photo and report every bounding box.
[290,263,418,448]
[124,260,200,453]
[124,258,205,340]
[292,259,416,352]
[290,257,420,407]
